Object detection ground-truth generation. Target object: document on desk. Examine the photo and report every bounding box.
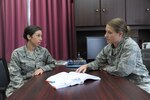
[55,60,68,65]
[46,71,101,89]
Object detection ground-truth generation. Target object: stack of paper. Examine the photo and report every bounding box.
[46,71,101,89]
[55,60,68,65]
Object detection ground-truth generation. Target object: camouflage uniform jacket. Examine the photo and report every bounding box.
[88,37,150,85]
[6,45,56,97]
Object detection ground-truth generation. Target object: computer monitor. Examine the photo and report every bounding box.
[86,37,107,59]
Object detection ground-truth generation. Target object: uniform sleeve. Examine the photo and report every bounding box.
[87,46,108,70]
[104,44,138,77]
[6,51,24,97]
[40,49,56,72]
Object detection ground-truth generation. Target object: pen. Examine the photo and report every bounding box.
[50,81,55,83]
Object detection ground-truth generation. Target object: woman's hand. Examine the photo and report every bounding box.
[33,68,44,76]
[76,64,88,73]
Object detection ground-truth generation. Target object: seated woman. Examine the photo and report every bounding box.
[6,25,56,97]
[76,18,150,93]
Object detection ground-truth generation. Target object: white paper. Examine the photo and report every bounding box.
[46,71,101,89]
[55,60,68,65]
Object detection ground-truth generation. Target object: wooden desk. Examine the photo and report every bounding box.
[7,66,150,100]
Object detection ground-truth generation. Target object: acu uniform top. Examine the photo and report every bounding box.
[6,45,56,97]
[87,37,150,91]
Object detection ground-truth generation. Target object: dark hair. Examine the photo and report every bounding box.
[107,18,130,37]
[23,25,42,41]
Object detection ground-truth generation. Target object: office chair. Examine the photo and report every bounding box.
[0,58,10,100]
[141,49,150,75]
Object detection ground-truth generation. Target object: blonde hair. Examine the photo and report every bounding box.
[107,18,130,37]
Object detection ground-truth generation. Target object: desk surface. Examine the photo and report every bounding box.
[7,66,150,100]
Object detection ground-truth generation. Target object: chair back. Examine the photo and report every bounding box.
[141,49,150,75]
[0,58,10,91]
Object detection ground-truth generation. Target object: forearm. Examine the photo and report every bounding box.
[103,55,137,77]
[103,65,129,77]
[87,56,107,70]
[6,71,24,97]
[40,64,55,72]
[42,50,56,72]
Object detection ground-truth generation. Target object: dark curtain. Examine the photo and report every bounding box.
[0,0,5,58]
[0,0,27,62]
[0,0,76,61]
[30,0,76,60]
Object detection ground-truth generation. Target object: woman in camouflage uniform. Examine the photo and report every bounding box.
[6,25,56,97]
[76,18,150,93]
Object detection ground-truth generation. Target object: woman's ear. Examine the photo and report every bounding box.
[27,35,31,40]
[119,32,123,37]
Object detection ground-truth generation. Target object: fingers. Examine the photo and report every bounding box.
[34,72,42,76]
[76,65,87,73]
[82,69,86,73]
[76,68,82,73]
[33,69,44,76]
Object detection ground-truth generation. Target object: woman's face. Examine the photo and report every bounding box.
[104,24,123,47]
[28,30,42,47]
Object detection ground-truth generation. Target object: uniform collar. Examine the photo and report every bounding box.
[23,45,41,57]
[111,37,127,49]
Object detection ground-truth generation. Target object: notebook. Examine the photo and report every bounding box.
[46,71,101,89]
